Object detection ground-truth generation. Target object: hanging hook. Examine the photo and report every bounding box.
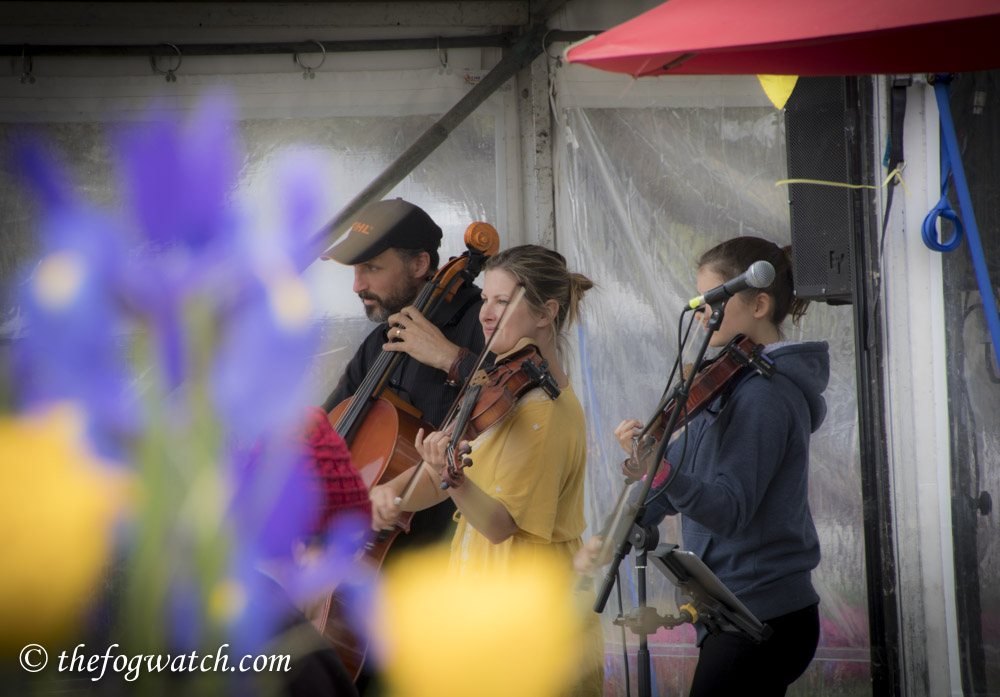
[149,43,182,82]
[293,40,326,79]
[19,45,35,84]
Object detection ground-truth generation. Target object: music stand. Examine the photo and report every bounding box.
[650,543,772,643]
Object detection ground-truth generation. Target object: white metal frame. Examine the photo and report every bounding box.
[876,75,963,697]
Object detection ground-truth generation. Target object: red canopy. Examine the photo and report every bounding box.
[566,0,1000,77]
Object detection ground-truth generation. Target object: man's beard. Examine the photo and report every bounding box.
[359,277,423,323]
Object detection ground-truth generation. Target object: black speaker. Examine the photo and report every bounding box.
[785,76,854,304]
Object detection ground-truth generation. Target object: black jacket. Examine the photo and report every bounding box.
[321,282,484,548]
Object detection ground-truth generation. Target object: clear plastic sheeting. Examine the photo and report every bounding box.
[555,95,868,694]
[0,105,501,409]
[0,57,509,407]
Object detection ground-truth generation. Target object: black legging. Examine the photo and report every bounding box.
[689,603,820,697]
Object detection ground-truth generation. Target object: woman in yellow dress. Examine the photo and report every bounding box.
[369,244,604,696]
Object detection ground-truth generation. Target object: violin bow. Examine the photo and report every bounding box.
[630,308,701,466]
[392,285,527,507]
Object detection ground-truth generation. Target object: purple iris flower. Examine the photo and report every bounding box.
[224,434,371,662]
[211,273,319,441]
[111,95,244,391]
[280,513,371,605]
[115,95,240,252]
[228,438,320,563]
[8,93,373,679]
[10,163,140,457]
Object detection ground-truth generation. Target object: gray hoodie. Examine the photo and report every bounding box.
[642,341,830,630]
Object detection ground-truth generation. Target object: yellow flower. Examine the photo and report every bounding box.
[373,546,585,697]
[0,405,131,651]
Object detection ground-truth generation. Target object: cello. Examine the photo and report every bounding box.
[308,222,500,678]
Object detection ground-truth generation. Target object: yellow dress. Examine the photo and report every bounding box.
[449,384,605,696]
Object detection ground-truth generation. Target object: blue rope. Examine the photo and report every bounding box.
[928,75,1000,373]
[921,135,963,252]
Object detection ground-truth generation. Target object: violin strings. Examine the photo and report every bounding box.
[396,285,527,505]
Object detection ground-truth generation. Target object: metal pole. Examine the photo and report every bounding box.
[301,23,549,267]
[848,75,902,697]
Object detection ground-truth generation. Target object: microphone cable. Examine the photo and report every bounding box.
[642,308,698,508]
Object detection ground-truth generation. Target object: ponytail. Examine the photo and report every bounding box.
[697,237,809,331]
[484,245,595,360]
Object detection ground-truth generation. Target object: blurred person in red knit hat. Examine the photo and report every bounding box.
[253,405,372,697]
[297,404,372,537]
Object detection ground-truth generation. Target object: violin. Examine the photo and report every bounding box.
[440,339,561,489]
[388,286,549,504]
[623,334,775,482]
[589,335,774,569]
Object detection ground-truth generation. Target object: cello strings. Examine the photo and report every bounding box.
[337,257,463,431]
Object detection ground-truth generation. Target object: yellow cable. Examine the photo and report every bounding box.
[775,166,910,198]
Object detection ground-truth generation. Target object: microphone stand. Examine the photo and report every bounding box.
[593,303,726,697]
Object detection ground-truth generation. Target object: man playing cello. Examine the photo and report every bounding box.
[321,196,486,550]
[319,198,489,693]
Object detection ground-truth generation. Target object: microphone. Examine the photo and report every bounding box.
[687,260,775,309]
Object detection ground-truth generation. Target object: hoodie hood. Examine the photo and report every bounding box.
[765,341,830,433]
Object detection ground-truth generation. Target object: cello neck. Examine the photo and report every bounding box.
[333,263,470,440]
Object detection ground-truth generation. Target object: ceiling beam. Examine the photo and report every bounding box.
[0,34,514,57]
[305,22,549,265]
[0,2,532,44]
